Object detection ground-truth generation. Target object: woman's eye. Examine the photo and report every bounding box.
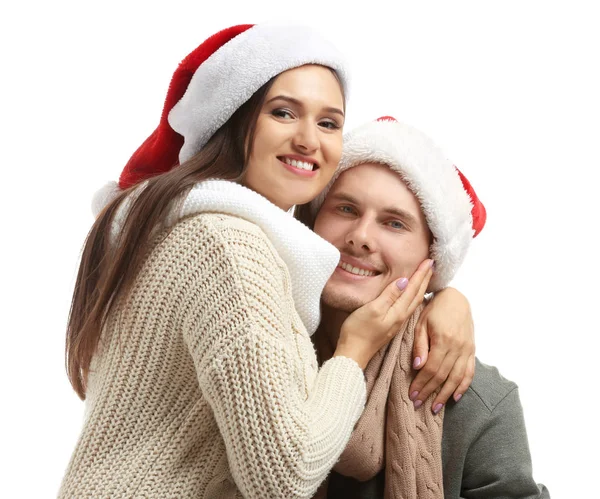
[272,109,293,119]
[319,120,341,130]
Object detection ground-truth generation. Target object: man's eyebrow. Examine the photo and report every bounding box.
[383,207,420,228]
[328,191,420,227]
[265,94,345,117]
[328,192,360,204]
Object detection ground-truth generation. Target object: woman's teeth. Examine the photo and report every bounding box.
[284,157,315,171]
[339,261,377,277]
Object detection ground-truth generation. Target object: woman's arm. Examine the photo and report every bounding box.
[181,217,366,499]
[409,287,476,412]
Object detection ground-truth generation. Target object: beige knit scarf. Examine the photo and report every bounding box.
[314,305,445,499]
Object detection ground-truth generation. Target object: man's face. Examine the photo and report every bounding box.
[314,163,431,312]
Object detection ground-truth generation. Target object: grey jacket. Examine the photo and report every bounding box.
[326,359,550,498]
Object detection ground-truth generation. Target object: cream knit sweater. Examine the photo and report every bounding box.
[58,182,367,499]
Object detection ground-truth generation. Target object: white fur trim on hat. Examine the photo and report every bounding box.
[169,22,350,163]
[311,120,474,292]
[92,181,120,217]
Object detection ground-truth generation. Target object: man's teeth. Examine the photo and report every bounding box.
[339,261,377,277]
[284,157,314,171]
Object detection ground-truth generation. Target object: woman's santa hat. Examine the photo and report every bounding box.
[311,116,487,292]
[93,22,349,216]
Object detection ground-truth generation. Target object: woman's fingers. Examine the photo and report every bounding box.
[430,353,469,410]
[408,345,447,407]
[369,258,433,315]
[411,319,430,370]
[337,258,434,368]
[386,259,433,325]
[452,354,475,402]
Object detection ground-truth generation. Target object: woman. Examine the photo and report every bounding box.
[60,23,475,498]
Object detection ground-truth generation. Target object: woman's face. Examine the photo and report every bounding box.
[242,64,345,211]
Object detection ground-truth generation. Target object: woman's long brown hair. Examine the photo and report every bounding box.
[65,79,276,399]
[66,68,345,400]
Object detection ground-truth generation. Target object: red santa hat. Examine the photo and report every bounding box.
[311,116,487,292]
[92,22,350,215]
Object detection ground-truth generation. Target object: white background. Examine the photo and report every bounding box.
[2,1,598,497]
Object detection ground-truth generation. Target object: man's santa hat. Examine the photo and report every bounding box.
[92,22,349,215]
[311,116,487,292]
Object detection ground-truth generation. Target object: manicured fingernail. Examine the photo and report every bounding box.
[413,399,423,409]
[410,391,419,401]
[454,393,462,402]
[396,278,408,290]
[433,403,443,414]
[430,259,436,269]
[413,357,421,369]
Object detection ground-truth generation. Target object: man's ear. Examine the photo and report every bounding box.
[427,230,434,246]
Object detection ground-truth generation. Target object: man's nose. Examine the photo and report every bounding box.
[345,220,375,252]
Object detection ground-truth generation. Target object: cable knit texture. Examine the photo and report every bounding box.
[59,183,366,498]
[314,306,444,499]
[109,180,341,335]
[172,180,341,334]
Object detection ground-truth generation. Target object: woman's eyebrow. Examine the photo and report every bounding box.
[265,95,344,117]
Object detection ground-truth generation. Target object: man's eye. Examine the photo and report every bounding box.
[338,206,355,214]
[388,221,404,229]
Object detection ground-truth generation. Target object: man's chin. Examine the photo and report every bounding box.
[321,289,368,313]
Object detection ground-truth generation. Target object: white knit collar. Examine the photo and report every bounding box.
[171,180,340,335]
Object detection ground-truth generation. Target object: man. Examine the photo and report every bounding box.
[309,117,549,498]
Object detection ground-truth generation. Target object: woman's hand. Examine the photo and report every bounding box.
[408,287,475,414]
[335,259,434,369]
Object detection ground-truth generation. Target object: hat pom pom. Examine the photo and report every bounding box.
[92,181,121,217]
